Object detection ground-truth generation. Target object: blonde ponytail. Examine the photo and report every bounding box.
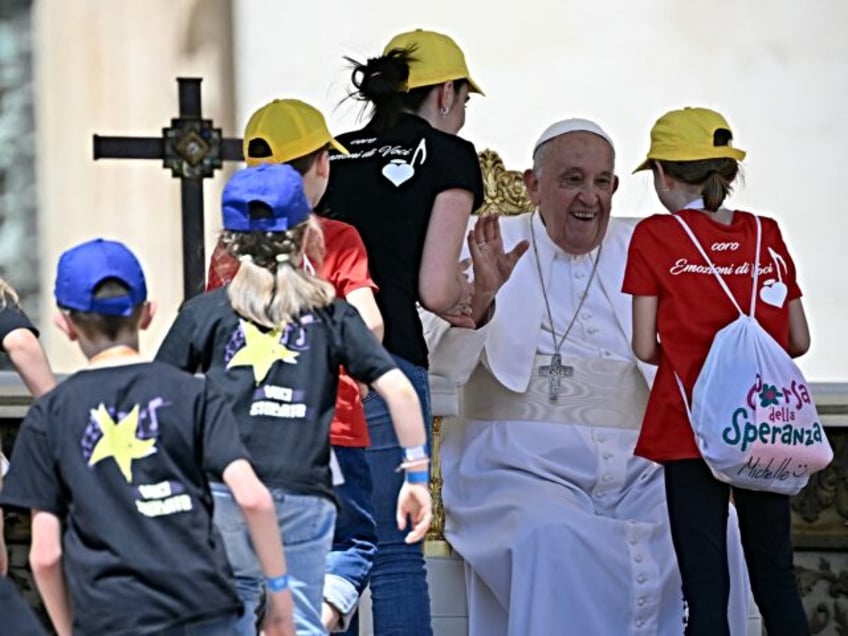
[0,276,20,309]
[224,216,335,329]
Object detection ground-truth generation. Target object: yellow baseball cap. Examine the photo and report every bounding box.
[383,29,484,95]
[243,99,348,167]
[634,107,746,173]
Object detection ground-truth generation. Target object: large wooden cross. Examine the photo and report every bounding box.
[92,77,244,300]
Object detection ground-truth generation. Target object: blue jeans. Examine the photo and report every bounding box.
[325,445,377,630]
[159,613,240,635]
[354,354,433,636]
[210,483,336,636]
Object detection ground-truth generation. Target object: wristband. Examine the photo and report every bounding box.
[402,444,428,462]
[405,470,430,484]
[265,574,290,592]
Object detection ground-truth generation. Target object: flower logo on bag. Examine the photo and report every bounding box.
[758,384,783,407]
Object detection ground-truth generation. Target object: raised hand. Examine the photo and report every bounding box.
[467,214,530,323]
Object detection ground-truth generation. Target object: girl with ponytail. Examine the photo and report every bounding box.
[624,107,811,635]
[157,163,431,636]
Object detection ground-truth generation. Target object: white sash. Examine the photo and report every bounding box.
[463,354,649,429]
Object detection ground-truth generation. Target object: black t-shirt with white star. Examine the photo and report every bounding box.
[320,113,484,368]
[155,288,397,501]
[0,362,247,635]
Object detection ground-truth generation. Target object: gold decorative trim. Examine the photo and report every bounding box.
[476,149,534,217]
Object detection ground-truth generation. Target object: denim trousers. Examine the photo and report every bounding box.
[350,354,433,636]
[664,459,810,636]
[210,483,336,636]
[325,444,378,630]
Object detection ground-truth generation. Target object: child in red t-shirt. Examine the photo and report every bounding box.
[207,99,387,633]
[623,107,811,636]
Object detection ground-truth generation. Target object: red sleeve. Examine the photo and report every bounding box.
[762,217,802,301]
[622,219,661,296]
[206,241,240,292]
[320,220,378,299]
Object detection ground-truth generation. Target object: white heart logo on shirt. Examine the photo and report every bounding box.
[759,278,788,308]
[381,159,415,187]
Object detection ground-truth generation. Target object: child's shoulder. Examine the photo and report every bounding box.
[181,286,229,312]
[56,361,204,403]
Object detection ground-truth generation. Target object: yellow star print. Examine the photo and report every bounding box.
[227,321,299,384]
[88,404,157,483]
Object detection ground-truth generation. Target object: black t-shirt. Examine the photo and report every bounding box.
[155,288,396,501]
[320,113,484,367]
[0,577,46,636]
[0,362,246,635]
[0,303,38,344]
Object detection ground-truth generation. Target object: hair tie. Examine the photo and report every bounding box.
[275,253,291,264]
[239,254,252,264]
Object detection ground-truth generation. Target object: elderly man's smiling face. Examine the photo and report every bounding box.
[524,131,618,255]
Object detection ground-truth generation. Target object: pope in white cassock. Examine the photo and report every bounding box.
[422,119,752,635]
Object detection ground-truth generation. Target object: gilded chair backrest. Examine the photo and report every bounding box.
[476,149,535,216]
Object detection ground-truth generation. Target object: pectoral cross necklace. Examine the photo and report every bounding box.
[530,213,601,401]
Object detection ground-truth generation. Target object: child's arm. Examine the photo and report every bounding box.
[787,298,810,358]
[370,369,432,544]
[632,295,661,365]
[29,510,71,636]
[345,288,384,342]
[2,328,56,397]
[222,459,295,636]
[0,469,5,576]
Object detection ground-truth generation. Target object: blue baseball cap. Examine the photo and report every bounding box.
[222,163,311,232]
[54,239,148,316]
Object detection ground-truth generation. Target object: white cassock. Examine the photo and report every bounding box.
[423,212,752,636]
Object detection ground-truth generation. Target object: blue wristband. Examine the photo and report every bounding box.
[402,444,428,462]
[265,574,290,592]
[406,470,430,484]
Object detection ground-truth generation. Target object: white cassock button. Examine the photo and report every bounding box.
[581,312,592,319]
[634,554,644,563]
[638,597,646,606]
[603,474,613,482]
[602,451,613,460]
[587,327,599,335]
[597,433,606,443]
[637,575,647,583]
[575,271,585,279]
[636,619,644,628]
[629,536,638,545]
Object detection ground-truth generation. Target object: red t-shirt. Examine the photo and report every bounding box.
[206,217,378,447]
[622,209,802,463]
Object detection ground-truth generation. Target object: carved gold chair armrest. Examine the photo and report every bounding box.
[425,150,534,555]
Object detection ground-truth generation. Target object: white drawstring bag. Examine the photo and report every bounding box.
[673,214,832,495]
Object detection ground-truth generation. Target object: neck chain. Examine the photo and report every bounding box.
[529,212,602,357]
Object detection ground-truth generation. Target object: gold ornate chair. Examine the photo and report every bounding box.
[424,149,534,554]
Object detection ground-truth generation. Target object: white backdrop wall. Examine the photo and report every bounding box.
[233,0,848,381]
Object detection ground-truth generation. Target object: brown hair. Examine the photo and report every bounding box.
[65,278,143,340]
[223,216,335,329]
[655,158,740,212]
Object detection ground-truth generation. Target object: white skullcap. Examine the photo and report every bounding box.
[532,118,615,157]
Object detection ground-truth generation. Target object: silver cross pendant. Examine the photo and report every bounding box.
[538,353,574,401]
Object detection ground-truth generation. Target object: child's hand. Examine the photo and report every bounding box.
[396,482,433,544]
[262,588,295,636]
